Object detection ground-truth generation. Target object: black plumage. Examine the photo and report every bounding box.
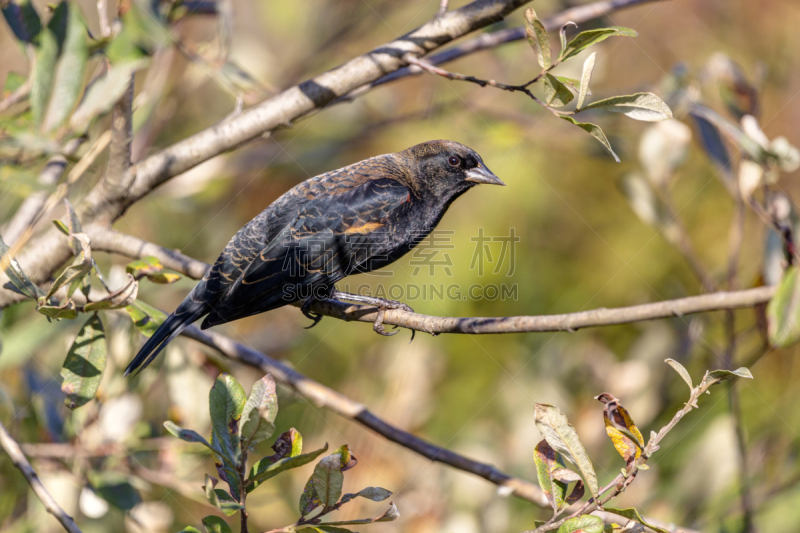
[125,140,504,375]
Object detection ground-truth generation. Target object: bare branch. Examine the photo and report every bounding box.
[0,421,82,533]
[100,74,136,211]
[88,227,208,279]
[85,228,776,335]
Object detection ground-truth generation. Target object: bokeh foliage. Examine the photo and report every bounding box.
[2,1,800,532]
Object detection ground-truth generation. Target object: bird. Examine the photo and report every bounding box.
[125,140,505,376]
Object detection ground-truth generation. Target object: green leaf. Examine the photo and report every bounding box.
[313,453,345,508]
[767,266,800,347]
[36,300,77,320]
[126,256,163,278]
[559,22,576,57]
[1,233,43,299]
[126,300,167,337]
[201,515,232,533]
[70,59,147,131]
[339,486,393,506]
[702,367,753,388]
[84,274,138,311]
[178,528,203,533]
[211,431,241,500]
[147,272,181,284]
[240,374,278,448]
[4,71,26,94]
[300,476,322,516]
[561,116,619,163]
[543,74,574,108]
[321,502,399,526]
[45,256,91,299]
[2,0,41,44]
[60,314,107,409]
[582,92,672,122]
[557,515,604,533]
[560,26,638,62]
[249,428,305,492]
[209,373,247,465]
[30,1,64,126]
[90,472,141,511]
[247,444,328,492]
[576,52,596,110]
[555,76,582,95]
[604,507,669,533]
[524,7,551,70]
[534,403,599,498]
[202,474,243,516]
[42,3,88,132]
[163,420,217,450]
[533,440,568,513]
[665,359,693,391]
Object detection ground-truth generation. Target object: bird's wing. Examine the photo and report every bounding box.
[201,177,412,327]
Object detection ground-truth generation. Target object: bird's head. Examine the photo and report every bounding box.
[400,140,505,198]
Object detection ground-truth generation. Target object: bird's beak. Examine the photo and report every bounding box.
[465,165,505,186]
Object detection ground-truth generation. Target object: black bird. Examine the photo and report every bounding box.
[125,140,504,375]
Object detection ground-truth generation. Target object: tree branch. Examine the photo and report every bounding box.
[0,421,83,533]
[179,324,550,506]
[0,0,533,307]
[529,371,732,533]
[0,0,663,307]
[369,0,664,89]
[86,228,776,336]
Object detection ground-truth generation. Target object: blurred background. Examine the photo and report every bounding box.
[2,0,800,532]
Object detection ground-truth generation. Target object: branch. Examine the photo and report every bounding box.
[402,54,547,107]
[179,324,549,506]
[0,421,82,533]
[370,0,664,88]
[86,228,777,336]
[0,0,532,307]
[530,372,732,533]
[0,0,662,307]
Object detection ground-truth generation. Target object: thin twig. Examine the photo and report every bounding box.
[369,0,665,89]
[85,228,778,336]
[0,421,83,533]
[402,54,550,109]
[528,372,732,533]
[725,196,757,533]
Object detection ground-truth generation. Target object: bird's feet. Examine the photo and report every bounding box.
[330,291,415,339]
[301,298,324,329]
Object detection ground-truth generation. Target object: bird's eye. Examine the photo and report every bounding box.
[448,156,461,167]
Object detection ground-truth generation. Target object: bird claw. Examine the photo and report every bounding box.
[301,299,324,329]
[373,308,398,336]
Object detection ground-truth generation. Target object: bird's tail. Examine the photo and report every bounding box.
[124,300,207,376]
